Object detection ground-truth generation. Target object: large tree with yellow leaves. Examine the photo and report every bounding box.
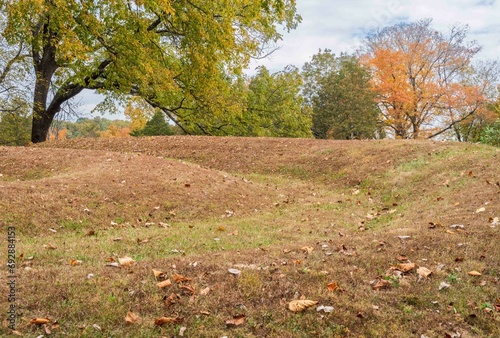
[2,0,300,142]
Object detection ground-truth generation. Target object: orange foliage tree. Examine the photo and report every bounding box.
[361,19,497,139]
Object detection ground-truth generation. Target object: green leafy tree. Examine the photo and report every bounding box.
[132,110,173,136]
[171,66,311,137]
[245,66,311,137]
[0,112,31,145]
[303,50,381,139]
[3,0,300,143]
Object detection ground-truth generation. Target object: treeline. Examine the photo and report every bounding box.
[1,0,499,146]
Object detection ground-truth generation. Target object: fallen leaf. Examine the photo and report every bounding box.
[157,279,172,289]
[118,256,135,267]
[327,282,339,292]
[30,318,51,325]
[301,246,314,254]
[173,273,191,283]
[225,314,246,327]
[494,298,500,312]
[417,267,432,278]
[164,293,180,309]
[475,207,486,213]
[397,236,411,240]
[179,326,187,336]
[396,255,409,262]
[125,311,139,324]
[106,262,121,268]
[152,269,166,279]
[398,263,416,272]
[69,259,82,266]
[228,268,241,276]
[200,310,211,315]
[455,257,464,262]
[154,317,182,326]
[438,281,450,290]
[44,324,51,334]
[372,279,392,291]
[316,305,334,313]
[43,243,57,250]
[468,271,482,276]
[288,299,318,312]
[180,284,195,295]
[200,287,211,296]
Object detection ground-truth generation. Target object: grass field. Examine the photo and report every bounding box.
[1,136,499,337]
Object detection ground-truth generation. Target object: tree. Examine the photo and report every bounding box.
[132,110,173,136]
[3,0,300,143]
[0,111,31,145]
[362,19,496,139]
[243,65,311,137]
[302,50,381,139]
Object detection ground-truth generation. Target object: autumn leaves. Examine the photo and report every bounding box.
[361,19,498,140]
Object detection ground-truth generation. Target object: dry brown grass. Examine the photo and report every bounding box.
[1,136,499,337]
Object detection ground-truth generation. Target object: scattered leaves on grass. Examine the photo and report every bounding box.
[417,267,432,278]
[124,311,139,325]
[225,314,246,327]
[30,318,51,325]
[173,273,191,283]
[288,299,318,312]
[157,279,172,289]
[118,256,135,267]
[467,271,482,276]
[327,282,339,292]
[154,317,183,326]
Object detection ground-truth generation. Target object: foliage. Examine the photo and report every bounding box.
[48,117,131,140]
[302,50,382,139]
[361,19,498,139]
[131,110,173,136]
[166,66,311,137]
[2,0,301,143]
[479,119,500,146]
[243,65,311,137]
[0,111,31,145]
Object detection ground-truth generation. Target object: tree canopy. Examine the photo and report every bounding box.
[2,0,300,142]
[303,50,381,139]
[361,19,498,139]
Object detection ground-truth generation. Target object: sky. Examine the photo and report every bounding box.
[83,0,500,119]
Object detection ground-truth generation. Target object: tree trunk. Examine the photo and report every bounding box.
[31,30,60,142]
[31,75,56,143]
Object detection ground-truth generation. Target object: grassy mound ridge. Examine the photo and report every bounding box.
[0,137,497,337]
